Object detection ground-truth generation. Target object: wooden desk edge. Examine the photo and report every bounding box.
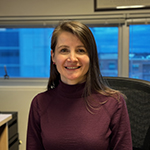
[0,114,12,127]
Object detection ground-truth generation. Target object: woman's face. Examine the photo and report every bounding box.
[51,31,90,85]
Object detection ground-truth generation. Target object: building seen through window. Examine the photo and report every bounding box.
[129,25,150,81]
[0,28,53,78]
[0,25,150,81]
[0,27,118,78]
[91,27,118,77]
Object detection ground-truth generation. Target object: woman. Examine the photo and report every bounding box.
[27,21,132,150]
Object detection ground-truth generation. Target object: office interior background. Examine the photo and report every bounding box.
[0,0,150,150]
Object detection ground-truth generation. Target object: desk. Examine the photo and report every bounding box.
[0,114,12,150]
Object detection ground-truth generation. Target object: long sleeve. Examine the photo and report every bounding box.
[26,96,45,150]
[109,96,132,150]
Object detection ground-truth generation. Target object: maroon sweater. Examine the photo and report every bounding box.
[27,81,132,150]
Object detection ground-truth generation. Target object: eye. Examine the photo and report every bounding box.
[77,49,87,54]
[60,48,69,54]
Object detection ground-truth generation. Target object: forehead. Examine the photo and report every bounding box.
[56,31,83,45]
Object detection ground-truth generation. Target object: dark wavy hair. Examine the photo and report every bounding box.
[47,21,121,109]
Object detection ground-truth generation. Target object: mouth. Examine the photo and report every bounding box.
[65,66,81,69]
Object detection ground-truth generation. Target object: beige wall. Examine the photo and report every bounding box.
[0,81,47,150]
[0,0,150,21]
[0,0,94,16]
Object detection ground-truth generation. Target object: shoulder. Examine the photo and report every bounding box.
[92,92,127,116]
[30,88,56,113]
[92,91,125,105]
[107,93,126,108]
[105,93,128,120]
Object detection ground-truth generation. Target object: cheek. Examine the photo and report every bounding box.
[80,57,90,75]
[54,56,65,69]
[85,62,90,73]
[83,57,90,68]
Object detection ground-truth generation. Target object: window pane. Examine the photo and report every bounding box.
[0,27,118,78]
[91,27,118,77]
[129,25,150,81]
[0,28,54,77]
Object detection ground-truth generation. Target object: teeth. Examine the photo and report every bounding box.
[66,67,79,69]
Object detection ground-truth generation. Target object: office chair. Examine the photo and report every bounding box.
[103,77,150,150]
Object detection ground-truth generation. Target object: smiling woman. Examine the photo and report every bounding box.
[51,31,90,85]
[26,21,132,150]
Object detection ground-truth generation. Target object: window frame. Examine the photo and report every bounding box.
[0,18,150,81]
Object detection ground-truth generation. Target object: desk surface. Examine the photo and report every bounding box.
[0,114,12,126]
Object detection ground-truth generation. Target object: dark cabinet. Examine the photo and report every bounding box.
[0,112,19,150]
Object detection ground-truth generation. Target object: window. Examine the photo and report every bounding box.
[91,27,118,77]
[129,25,150,81]
[0,27,119,78]
[0,28,54,78]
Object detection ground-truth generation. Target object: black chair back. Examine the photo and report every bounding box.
[104,77,150,150]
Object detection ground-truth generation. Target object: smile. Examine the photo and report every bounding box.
[65,66,81,69]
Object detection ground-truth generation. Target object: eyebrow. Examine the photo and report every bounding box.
[77,45,85,48]
[57,45,69,49]
[57,45,85,49]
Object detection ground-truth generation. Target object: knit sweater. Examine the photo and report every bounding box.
[26,80,132,150]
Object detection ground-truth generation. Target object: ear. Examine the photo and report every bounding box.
[51,50,55,63]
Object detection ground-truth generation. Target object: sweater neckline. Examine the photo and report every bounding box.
[56,80,86,99]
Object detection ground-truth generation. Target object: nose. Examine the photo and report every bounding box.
[67,52,78,62]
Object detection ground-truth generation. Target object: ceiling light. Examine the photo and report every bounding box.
[116,5,145,9]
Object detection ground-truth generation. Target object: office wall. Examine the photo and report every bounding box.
[0,0,94,16]
[0,79,47,150]
[0,88,41,150]
[0,0,150,22]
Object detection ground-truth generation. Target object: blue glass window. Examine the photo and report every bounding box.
[0,27,118,78]
[91,27,118,77]
[129,25,150,81]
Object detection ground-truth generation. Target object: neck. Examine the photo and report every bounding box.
[55,80,86,99]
